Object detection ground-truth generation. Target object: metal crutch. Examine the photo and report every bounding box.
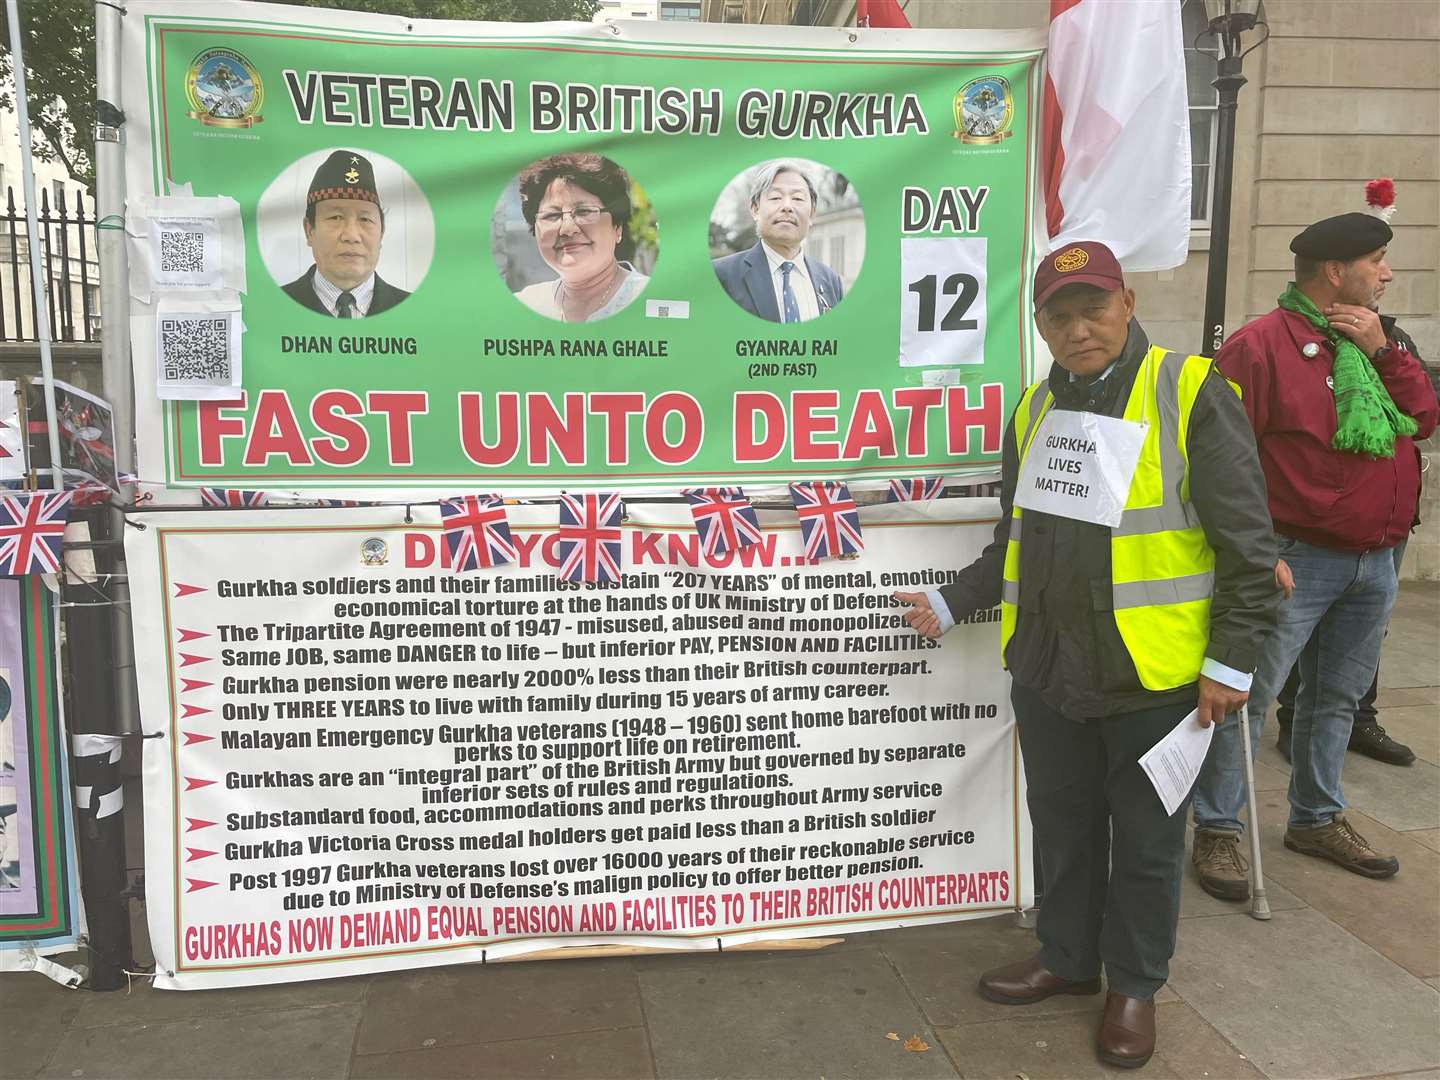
[1237,707,1271,920]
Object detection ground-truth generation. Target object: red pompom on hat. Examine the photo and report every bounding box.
[1365,178,1396,223]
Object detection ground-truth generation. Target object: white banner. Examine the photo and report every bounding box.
[127,500,1029,989]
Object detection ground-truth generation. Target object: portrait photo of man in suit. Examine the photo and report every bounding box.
[282,150,412,318]
[710,160,852,324]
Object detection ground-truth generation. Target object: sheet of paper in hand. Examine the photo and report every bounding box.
[1012,409,1146,528]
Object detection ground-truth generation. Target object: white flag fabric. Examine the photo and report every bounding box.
[1043,0,1192,272]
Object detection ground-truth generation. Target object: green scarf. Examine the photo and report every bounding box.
[1278,283,1417,457]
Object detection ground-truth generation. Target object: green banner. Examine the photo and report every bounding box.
[124,5,1043,492]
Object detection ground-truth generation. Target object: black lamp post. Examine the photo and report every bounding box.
[1198,0,1268,357]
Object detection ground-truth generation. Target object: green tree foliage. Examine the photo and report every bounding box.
[0,0,602,190]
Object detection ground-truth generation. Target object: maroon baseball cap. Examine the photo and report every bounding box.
[1033,241,1126,310]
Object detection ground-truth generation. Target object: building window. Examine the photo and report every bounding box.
[1182,0,1219,228]
[661,1,701,18]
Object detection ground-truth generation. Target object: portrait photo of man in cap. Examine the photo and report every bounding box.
[280,149,413,318]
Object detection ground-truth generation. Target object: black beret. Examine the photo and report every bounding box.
[1289,212,1391,260]
[307,150,381,208]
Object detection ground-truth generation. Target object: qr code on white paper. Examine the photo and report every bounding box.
[159,313,237,389]
[159,229,205,274]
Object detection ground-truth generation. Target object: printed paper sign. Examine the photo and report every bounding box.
[150,216,224,291]
[155,302,244,401]
[1013,409,1146,527]
[899,237,989,367]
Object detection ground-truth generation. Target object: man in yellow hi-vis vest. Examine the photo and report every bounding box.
[897,241,1278,1070]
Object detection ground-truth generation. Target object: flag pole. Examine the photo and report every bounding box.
[4,0,65,491]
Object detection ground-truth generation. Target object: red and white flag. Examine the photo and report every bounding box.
[1043,0,1191,271]
[856,0,911,28]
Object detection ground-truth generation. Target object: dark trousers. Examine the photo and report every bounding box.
[1013,682,1194,1000]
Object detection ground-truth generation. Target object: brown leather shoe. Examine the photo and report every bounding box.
[977,955,1102,1005]
[1098,991,1156,1069]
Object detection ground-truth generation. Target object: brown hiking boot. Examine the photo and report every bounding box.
[1192,827,1249,901]
[1284,814,1400,878]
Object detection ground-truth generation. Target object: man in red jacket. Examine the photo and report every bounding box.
[1191,209,1439,900]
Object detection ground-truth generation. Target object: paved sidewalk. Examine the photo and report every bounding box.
[3,584,1437,1080]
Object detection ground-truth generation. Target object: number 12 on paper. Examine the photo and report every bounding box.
[898,237,988,368]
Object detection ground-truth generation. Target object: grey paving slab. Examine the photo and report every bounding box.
[1376,686,1440,709]
[933,1000,1263,1080]
[39,1002,361,1080]
[1243,791,1440,979]
[70,972,370,1028]
[356,959,642,1055]
[639,945,958,1080]
[1376,648,1439,690]
[1404,828,1440,854]
[349,1027,655,1080]
[1166,909,1440,1080]
[0,970,83,1078]
[1332,751,1440,833]
[1374,704,1440,766]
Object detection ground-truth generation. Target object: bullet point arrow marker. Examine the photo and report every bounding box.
[181,704,211,719]
[178,653,211,668]
[185,848,216,862]
[179,678,212,693]
[174,583,206,598]
[184,776,215,791]
[177,627,210,643]
[186,878,217,893]
[185,818,216,832]
[182,731,213,746]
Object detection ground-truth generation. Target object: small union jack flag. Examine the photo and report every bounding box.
[683,487,762,557]
[0,490,72,575]
[200,488,269,509]
[886,477,946,502]
[440,495,515,571]
[789,481,863,561]
[557,492,623,584]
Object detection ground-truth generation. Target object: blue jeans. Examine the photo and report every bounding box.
[1193,538,1399,832]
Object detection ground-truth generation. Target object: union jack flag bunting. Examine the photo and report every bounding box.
[200,488,269,508]
[0,490,73,575]
[440,495,515,571]
[557,492,623,584]
[886,477,946,502]
[789,481,863,561]
[683,487,762,557]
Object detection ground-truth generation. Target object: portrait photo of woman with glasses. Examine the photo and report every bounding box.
[494,153,657,324]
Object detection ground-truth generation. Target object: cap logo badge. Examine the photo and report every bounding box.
[1054,248,1089,273]
[344,167,360,184]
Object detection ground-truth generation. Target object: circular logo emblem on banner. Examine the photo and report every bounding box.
[360,537,389,566]
[953,76,1014,144]
[185,48,265,129]
[1054,248,1090,272]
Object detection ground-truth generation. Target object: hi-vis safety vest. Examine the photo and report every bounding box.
[1000,345,1233,692]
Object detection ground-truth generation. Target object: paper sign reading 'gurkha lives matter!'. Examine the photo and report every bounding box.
[1013,409,1146,528]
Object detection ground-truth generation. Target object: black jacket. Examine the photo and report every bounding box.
[282,266,411,317]
[939,322,1279,720]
